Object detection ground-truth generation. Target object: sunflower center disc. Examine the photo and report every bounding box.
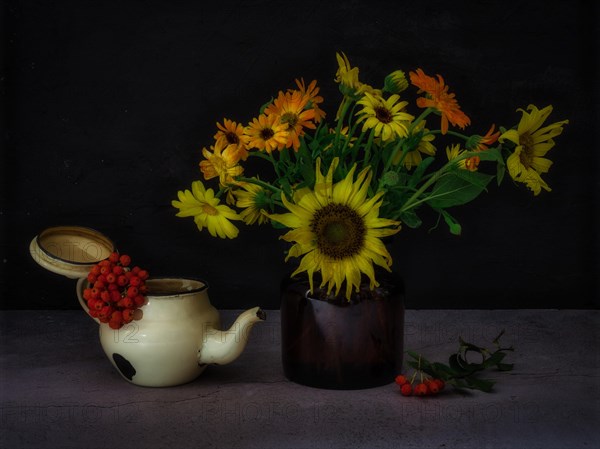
[312,204,366,260]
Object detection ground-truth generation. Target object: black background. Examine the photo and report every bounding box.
[1,0,598,310]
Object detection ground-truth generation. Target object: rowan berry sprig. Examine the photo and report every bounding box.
[395,330,514,397]
[82,252,149,330]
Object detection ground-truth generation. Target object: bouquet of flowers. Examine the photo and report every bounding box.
[172,53,568,300]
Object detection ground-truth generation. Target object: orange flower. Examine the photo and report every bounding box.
[264,90,316,151]
[199,139,244,186]
[244,113,289,154]
[469,124,501,151]
[214,119,250,161]
[409,68,471,135]
[293,78,326,123]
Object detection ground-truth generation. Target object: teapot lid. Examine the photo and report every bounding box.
[29,226,116,279]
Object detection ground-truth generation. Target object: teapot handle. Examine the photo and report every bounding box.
[76,278,101,325]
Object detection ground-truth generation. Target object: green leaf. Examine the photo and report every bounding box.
[426,169,494,208]
[399,210,422,229]
[408,157,435,189]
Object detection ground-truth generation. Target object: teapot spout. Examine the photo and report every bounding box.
[198,307,266,365]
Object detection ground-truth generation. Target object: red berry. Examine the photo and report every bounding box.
[133,295,145,307]
[414,383,429,396]
[137,270,149,280]
[426,380,440,394]
[127,286,139,298]
[100,265,112,275]
[108,319,122,330]
[122,309,134,323]
[121,297,134,309]
[400,383,413,396]
[108,252,120,264]
[395,375,408,386]
[105,273,117,284]
[87,273,97,284]
[119,255,131,267]
[83,288,93,301]
[129,276,141,287]
[93,300,104,311]
[88,309,99,318]
[100,290,111,303]
[433,379,445,391]
[131,266,141,275]
[91,265,101,276]
[90,288,101,300]
[110,290,122,302]
[112,265,124,275]
[98,260,111,267]
[117,275,128,287]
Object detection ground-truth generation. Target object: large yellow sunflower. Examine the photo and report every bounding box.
[356,92,414,142]
[268,158,401,299]
[172,181,241,239]
[499,104,568,195]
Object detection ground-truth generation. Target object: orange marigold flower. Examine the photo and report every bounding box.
[409,68,471,135]
[199,139,244,186]
[293,78,326,123]
[214,119,250,161]
[468,124,501,151]
[264,90,316,151]
[244,113,289,154]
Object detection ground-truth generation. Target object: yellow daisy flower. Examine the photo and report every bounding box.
[233,182,270,225]
[499,104,568,195]
[268,158,401,300]
[172,181,241,239]
[244,114,289,154]
[199,140,244,186]
[334,52,381,99]
[356,92,414,142]
[394,121,436,169]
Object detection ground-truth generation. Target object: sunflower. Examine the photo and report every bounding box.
[499,104,568,195]
[264,90,316,151]
[409,68,471,135]
[233,181,270,225]
[172,181,241,239]
[244,113,289,153]
[214,118,249,161]
[199,140,244,186]
[356,92,414,142]
[268,158,401,299]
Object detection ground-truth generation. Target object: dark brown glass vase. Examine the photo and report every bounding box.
[280,270,404,389]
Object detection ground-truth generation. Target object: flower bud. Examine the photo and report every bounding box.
[384,70,409,94]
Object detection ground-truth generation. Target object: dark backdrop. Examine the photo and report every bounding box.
[1,0,598,310]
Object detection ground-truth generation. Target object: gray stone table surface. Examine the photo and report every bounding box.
[1,309,598,449]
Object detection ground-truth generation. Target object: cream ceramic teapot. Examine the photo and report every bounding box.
[30,226,266,387]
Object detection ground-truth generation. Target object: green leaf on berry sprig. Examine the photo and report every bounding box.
[405,330,514,393]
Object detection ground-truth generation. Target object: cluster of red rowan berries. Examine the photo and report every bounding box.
[82,252,149,330]
[395,374,446,397]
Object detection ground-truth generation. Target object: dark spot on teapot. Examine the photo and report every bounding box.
[112,353,136,380]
